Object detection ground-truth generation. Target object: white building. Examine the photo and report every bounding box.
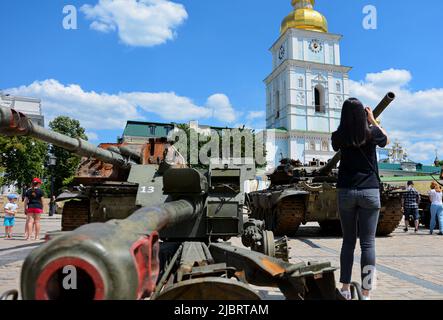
[264,0,351,169]
[0,93,45,194]
[0,93,44,126]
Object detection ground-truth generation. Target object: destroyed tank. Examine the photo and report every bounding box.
[1,106,357,300]
[248,92,403,237]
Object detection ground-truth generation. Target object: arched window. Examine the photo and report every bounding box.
[275,90,280,119]
[322,141,329,151]
[310,141,316,151]
[314,85,325,113]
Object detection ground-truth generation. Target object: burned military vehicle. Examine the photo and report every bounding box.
[0,105,360,301]
[248,92,403,237]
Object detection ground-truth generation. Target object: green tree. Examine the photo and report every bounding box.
[0,135,47,191]
[173,124,266,169]
[48,116,88,195]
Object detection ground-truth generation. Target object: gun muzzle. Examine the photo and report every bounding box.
[21,200,201,300]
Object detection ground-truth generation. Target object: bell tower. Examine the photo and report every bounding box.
[265,0,352,168]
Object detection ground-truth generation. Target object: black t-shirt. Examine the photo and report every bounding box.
[332,126,388,189]
[25,188,44,209]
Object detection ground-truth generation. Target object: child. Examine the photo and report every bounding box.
[4,194,18,239]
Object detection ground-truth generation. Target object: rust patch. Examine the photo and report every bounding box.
[261,258,286,276]
[234,270,246,281]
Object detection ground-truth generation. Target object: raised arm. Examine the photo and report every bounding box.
[366,107,390,145]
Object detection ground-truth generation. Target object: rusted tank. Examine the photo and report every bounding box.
[0,105,187,231]
[248,92,403,237]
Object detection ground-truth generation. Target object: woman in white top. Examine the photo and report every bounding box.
[428,181,443,235]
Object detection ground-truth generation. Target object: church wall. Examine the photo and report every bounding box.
[265,133,289,168]
[264,5,352,168]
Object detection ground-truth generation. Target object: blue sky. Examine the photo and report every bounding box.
[1,0,443,163]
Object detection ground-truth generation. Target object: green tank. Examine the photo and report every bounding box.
[248,92,403,237]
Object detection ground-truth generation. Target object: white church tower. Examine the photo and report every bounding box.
[265,0,351,168]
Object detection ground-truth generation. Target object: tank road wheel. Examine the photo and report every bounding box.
[377,198,403,236]
[61,200,90,231]
[262,230,275,258]
[273,197,305,237]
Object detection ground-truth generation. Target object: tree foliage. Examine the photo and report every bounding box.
[0,135,47,190]
[48,116,88,195]
[173,124,266,169]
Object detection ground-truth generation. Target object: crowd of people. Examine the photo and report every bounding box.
[402,180,443,235]
[3,178,44,240]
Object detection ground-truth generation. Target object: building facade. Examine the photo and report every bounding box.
[121,120,233,143]
[0,93,44,126]
[264,0,351,168]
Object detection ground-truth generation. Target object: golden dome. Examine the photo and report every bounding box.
[281,0,328,34]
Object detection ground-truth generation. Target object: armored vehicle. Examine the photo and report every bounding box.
[0,106,358,300]
[248,92,403,237]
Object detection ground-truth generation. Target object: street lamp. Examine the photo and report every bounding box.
[48,154,57,217]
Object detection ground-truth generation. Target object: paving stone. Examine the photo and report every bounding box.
[1,220,442,300]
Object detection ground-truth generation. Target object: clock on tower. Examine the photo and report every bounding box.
[264,0,352,168]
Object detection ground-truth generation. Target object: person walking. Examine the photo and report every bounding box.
[402,181,421,233]
[332,98,390,300]
[24,178,44,241]
[428,181,443,235]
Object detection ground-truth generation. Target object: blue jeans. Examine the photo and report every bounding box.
[338,188,381,291]
[430,204,443,233]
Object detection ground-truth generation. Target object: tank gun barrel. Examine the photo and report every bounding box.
[319,92,396,175]
[0,106,135,168]
[20,199,202,300]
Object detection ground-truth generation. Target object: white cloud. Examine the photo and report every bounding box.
[205,94,237,123]
[349,69,443,163]
[365,69,412,87]
[122,92,212,121]
[246,111,265,122]
[81,0,188,47]
[6,79,139,130]
[5,79,238,135]
[86,131,99,141]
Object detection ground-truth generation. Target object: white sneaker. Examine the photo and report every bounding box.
[340,289,352,300]
[361,295,371,301]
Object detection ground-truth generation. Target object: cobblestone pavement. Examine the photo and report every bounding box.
[1,217,442,300]
[0,216,61,298]
[251,221,443,300]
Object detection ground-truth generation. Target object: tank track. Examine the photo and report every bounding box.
[377,197,402,236]
[274,197,305,237]
[62,200,90,231]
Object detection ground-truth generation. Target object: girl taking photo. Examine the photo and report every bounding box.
[332,98,390,300]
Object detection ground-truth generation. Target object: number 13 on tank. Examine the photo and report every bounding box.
[140,186,155,194]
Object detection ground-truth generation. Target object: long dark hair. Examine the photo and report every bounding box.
[334,98,371,148]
